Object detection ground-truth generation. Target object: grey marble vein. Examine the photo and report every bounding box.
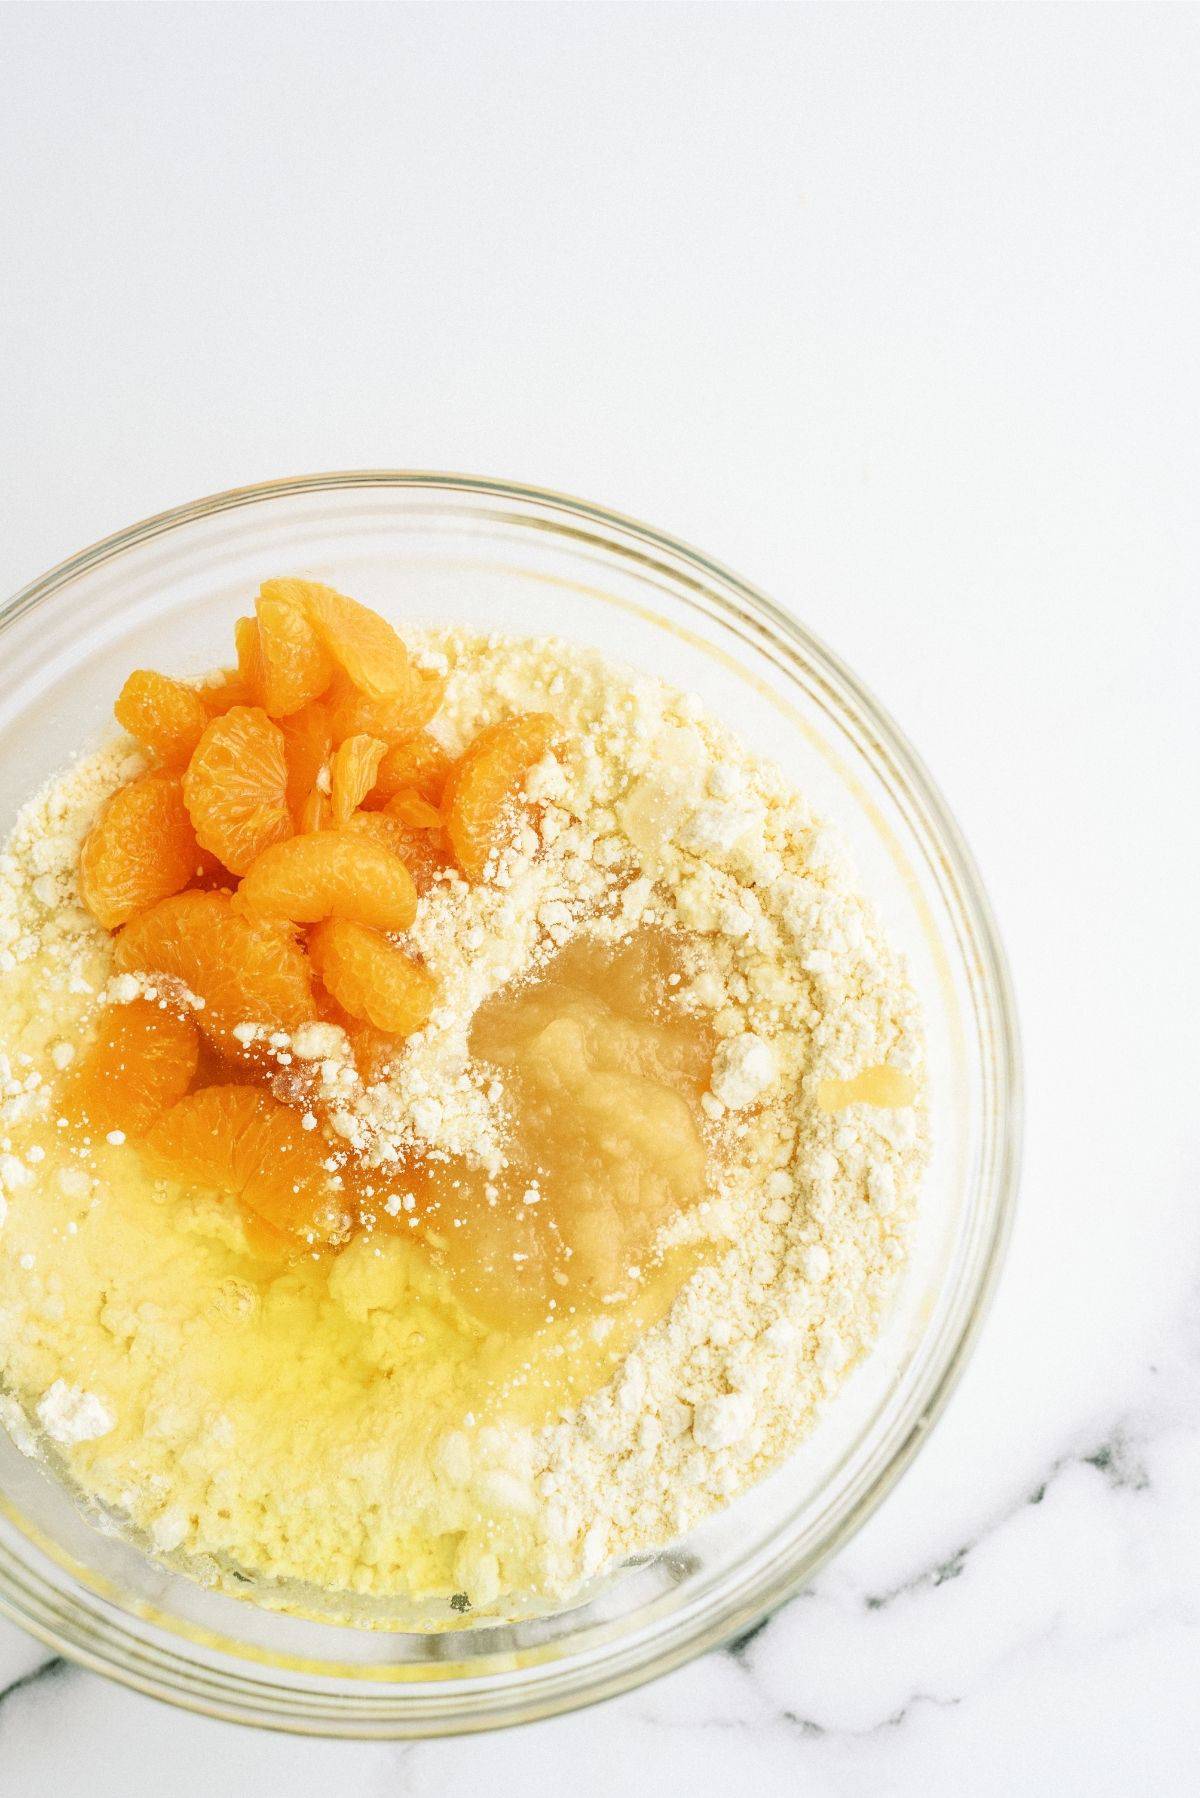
[0,1656,67,1716]
[852,1415,1161,1617]
[780,1690,964,1740]
[706,1375,1196,1757]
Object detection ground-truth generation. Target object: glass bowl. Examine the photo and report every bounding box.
[0,473,1020,1734]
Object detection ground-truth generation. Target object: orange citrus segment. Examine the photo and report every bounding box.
[79,772,209,930]
[235,831,417,930]
[298,787,331,833]
[325,668,445,745]
[261,580,411,700]
[188,1030,254,1092]
[59,999,199,1139]
[441,712,557,881]
[238,1209,298,1264]
[385,790,444,831]
[183,706,293,876]
[114,672,211,768]
[141,1085,351,1243]
[199,672,257,716]
[343,810,411,856]
[373,731,451,805]
[279,700,333,824]
[345,810,451,894]
[228,1094,353,1244]
[254,591,335,717]
[233,616,265,706]
[330,734,387,828]
[140,1080,249,1190]
[114,890,316,1049]
[310,918,437,1036]
[313,987,402,1084]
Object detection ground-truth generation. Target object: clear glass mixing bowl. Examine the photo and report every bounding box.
[0,473,1019,1734]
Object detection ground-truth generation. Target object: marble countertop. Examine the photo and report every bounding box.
[1,6,1197,1793]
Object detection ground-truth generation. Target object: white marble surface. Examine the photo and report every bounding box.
[1,5,1197,1792]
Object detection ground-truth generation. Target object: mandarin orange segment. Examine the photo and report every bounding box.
[60,999,199,1139]
[345,810,451,893]
[239,1207,302,1264]
[114,890,316,1049]
[330,734,387,828]
[279,701,333,823]
[140,1080,251,1191]
[114,671,211,768]
[235,831,417,931]
[385,790,444,832]
[313,987,401,1083]
[441,712,557,881]
[298,786,332,833]
[141,1084,351,1244]
[233,616,265,706]
[254,591,335,717]
[199,672,257,716]
[183,705,293,876]
[373,731,451,805]
[79,771,209,930]
[343,810,411,856]
[310,918,437,1036]
[261,579,411,700]
[325,668,445,745]
[188,1030,254,1092]
[231,1094,353,1243]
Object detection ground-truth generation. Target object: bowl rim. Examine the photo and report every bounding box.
[0,470,1022,1734]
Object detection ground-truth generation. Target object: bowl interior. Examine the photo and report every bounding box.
[0,476,1017,1733]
